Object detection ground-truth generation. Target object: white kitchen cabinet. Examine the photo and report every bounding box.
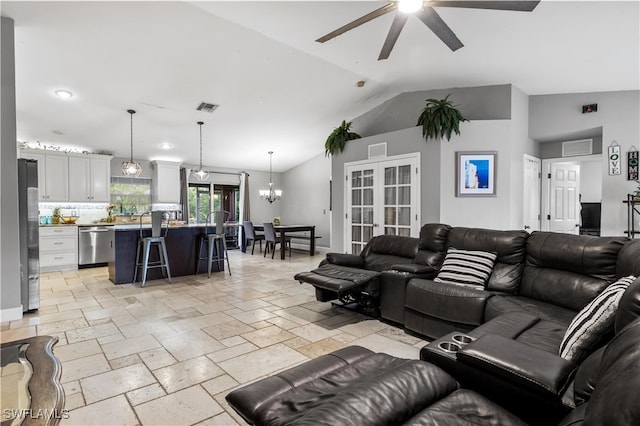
[21,150,69,202]
[68,155,112,202]
[152,160,181,203]
[39,226,78,271]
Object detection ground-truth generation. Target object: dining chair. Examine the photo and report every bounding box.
[134,211,172,287]
[263,222,291,259]
[242,221,265,254]
[197,211,231,276]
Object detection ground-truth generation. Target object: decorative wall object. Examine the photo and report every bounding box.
[627,148,638,180]
[608,142,621,176]
[455,151,497,197]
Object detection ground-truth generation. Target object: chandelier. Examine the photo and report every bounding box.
[121,109,142,177]
[259,151,282,203]
[193,121,209,181]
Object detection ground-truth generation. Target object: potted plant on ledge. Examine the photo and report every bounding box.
[324,120,361,156]
[416,95,467,142]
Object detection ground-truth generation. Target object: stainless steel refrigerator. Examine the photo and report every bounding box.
[18,158,40,312]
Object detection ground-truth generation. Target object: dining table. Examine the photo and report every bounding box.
[253,224,316,259]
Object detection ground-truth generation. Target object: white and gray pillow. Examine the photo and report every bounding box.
[433,247,497,290]
[559,275,636,362]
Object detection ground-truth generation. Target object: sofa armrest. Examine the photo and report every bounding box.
[390,263,437,275]
[325,253,365,268]
[379,270,436,324]
[457,335,577,397]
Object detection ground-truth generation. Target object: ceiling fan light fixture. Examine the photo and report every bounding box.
[398,0,423,14]
[122,109,142,177]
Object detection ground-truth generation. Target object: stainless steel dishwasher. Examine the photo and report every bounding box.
[78,225,114,267]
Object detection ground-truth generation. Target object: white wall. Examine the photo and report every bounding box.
[581,160,603,202]
[530,90,640,236]
[1,17,22,321]
[281,153,331,247]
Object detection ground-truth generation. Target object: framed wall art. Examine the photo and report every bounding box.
[455,151,497,197]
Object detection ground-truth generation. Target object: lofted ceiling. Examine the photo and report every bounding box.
[2,1,638,172]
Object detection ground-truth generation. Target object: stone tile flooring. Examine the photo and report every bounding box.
[1,249,428,425]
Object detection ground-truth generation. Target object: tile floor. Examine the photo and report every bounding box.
[1,249,428,425]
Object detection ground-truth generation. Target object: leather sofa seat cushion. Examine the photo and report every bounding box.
[485,294,577,325]
[404,388,528,426]
[469,311,568,354]
[406,279,491,326]
[251,353,459,426]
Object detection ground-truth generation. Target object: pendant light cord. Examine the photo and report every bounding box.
[128,109,136,162]
[198,121,204,169]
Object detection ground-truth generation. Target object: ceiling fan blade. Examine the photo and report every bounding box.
[416,8,463,52]
[431,1,540,12]
[378,13,409,60]
[316,3,396,43]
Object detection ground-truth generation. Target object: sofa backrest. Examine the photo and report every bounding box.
[360,235,419,272]
[414,223,451,270]
[445,227,529,294]
[521,232,627,311]
[562,318,640,425]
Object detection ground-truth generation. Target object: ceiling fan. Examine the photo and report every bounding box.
[316,0,540,60]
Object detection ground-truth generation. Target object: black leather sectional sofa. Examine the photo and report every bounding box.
[227,225,640,425]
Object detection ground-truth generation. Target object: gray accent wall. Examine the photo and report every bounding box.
[530,90,640,236]
[352,84,513,138]
[1,16,22,320]
[281,153,331,247]
[539,134,603,159]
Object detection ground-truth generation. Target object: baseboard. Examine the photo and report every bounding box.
[290,243,330,255]
[0,305,23,322]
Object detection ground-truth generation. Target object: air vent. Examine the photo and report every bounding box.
[368,142,387,159]
[196,102,219,113]
[562,139,593,157]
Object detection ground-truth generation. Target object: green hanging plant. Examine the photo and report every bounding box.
[324,120,361,156]
[416,95,468,141]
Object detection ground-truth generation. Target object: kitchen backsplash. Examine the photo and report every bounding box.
[38,202,182,225]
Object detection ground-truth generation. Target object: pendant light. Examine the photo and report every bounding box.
[259,151,282,203]
[194,121,209,181]
[121,109,142,177]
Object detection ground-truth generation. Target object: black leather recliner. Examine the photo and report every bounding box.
[226,317,640,425]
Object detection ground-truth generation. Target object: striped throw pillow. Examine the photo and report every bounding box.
[433,247,497,290]
[559,275,636,362]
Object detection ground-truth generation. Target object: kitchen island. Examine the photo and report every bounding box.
[108,223,225,284]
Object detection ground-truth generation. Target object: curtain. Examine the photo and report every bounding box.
[180,167,190,223]
[239,172,250,251]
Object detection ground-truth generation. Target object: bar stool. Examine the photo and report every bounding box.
[133,211,172,287]
[197,211,231,276]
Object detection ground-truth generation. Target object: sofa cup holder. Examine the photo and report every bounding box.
[452,334,475,344]
[438,342,462,353]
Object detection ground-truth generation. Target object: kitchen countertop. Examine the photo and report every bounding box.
[113,223,238,231]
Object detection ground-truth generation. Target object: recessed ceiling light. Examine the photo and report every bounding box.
[160,142,173,150]
[54,89,73,99]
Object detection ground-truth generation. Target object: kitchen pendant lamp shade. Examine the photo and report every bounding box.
[122,109,142,177]
[194,121,209,181]
[259,151,282,203]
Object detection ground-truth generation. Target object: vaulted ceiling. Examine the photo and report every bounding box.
[3,1,638,171]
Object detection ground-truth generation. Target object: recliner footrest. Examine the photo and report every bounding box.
[294,264,381,294]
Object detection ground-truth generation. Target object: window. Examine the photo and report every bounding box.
[189,183,211,223]
[110,177,151,214]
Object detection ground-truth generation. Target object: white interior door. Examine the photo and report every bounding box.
[345,154,420,254]
[523,155,541,232]
[549,162,581,234]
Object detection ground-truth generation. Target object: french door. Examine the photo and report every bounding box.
[345,154,420,254]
